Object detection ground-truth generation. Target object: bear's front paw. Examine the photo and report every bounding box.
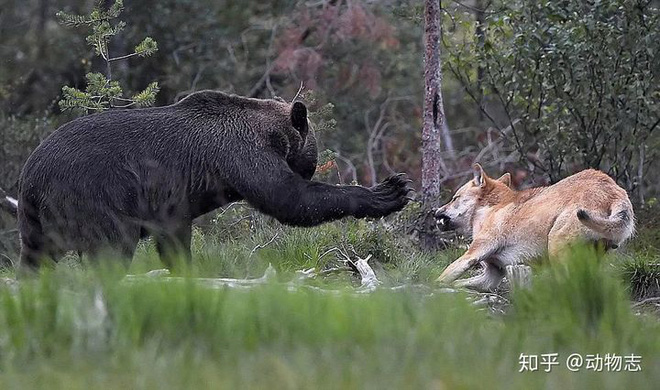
[365,173,414,217]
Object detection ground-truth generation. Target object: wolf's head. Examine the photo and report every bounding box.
[435,164,512,237]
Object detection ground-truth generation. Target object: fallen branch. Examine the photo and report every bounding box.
[214,201,246,219]
[632,297,660,308]
[0,187,18,217]
[249,232,280,257]
[469,292,510,316]
[350,254,381,291]
[296,248,381,290]
[123,247,383,293]
[123,264,278,289]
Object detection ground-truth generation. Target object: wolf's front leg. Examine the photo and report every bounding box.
[453,262,505,292]
[436,239,497,284]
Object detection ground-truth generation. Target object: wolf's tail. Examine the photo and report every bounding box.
[576,200,635,245]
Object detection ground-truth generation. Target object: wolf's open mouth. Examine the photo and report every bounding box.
[435,214,453,231]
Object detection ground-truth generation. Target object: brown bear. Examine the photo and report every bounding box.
[17,90,411,273]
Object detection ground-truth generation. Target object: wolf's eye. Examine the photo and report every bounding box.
[451,195,459,202]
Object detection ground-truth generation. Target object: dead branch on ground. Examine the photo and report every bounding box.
[0,188,18,217]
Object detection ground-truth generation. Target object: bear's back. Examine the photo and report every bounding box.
[19,91,296,203]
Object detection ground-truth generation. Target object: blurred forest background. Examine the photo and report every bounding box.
[0,0,658,210]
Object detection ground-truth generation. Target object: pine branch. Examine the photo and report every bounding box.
[57,0,159,114]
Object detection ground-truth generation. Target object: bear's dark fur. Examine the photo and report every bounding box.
[18,90,411,272]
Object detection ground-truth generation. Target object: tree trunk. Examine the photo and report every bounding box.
[417,0,449,251]
[475,0,486,122]
[421,0,445,206]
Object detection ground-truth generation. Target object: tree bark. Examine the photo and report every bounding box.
[475,0,486,122]
[421,0,445,206]
[416,0,450,251]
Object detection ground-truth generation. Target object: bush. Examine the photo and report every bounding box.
[448,0,660,198]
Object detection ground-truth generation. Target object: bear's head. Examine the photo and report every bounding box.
[287,101,318,180]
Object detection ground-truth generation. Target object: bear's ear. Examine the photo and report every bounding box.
[291,102,308,136]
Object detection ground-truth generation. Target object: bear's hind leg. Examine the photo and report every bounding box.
[17,215,54,277]
[154,222,192,270]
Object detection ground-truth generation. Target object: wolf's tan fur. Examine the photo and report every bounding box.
[435,164,634,292]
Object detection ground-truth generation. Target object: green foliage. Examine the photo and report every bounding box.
[57,0,124,27]
[130,81,160,107]
[511,246,636,349]
[151,205,444,284]
[0,114,56,190]
[59,74,119,112]
[617,253,660,301]
[447,0,660,193]
[134,37,158,57]
[303,90,337,136]
[57,0,126,57]
[0,114,65,260]
[0,246,659,388]
[56,0,159,114]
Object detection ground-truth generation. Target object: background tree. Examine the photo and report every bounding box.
[446,0,660,200]
[416,0,448,249]
[421,0,445,206]
[56,0,159,113]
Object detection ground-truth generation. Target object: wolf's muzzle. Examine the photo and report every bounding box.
[434,209,453,231]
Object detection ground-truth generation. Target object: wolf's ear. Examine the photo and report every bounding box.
[496,173,511,187]
[472,163,486,187]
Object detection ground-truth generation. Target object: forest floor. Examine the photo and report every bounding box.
[0,202,658,389]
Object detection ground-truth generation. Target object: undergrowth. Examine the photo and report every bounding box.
[0,204,657,389]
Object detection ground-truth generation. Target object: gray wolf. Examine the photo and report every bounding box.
[435,164,634,291]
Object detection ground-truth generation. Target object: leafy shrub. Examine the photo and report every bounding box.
[448,0,660,198]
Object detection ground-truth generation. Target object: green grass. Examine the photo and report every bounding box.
[0,210,658,389]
